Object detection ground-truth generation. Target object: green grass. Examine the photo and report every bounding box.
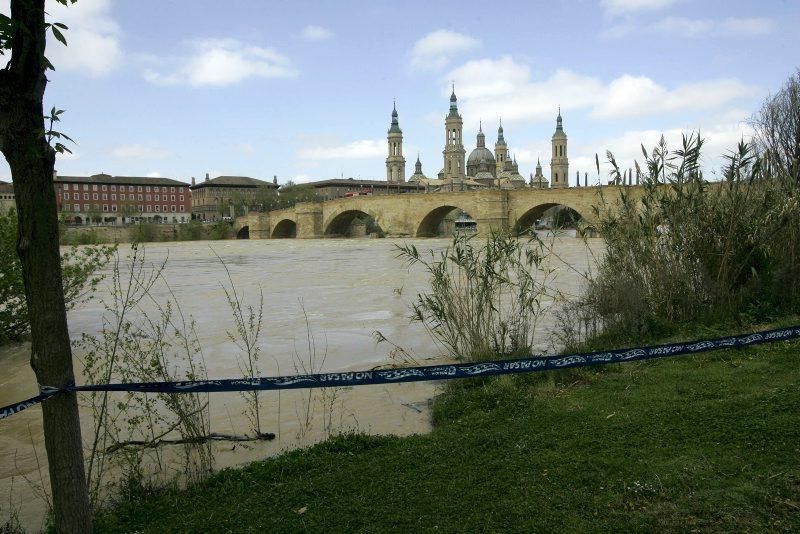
[95,340,800,532]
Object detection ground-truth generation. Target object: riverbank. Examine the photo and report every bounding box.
[95,322,800,531]
[60,220,234,245]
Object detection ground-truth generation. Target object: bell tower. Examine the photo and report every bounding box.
[550,108,569,189]
[386,100,406,183]
[442,84,466,181]
[495,119,508,176]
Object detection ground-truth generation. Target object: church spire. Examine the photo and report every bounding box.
[388,100,401,134]
[496,118,506,146]
[448,82,460,118]
[477,120,486,148]
[556,106,563,132]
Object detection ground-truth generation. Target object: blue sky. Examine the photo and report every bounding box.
[1,0,798,185]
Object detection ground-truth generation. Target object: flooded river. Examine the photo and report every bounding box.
[0,237,601,530]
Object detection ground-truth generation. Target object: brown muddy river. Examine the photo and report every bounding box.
[0,236,602,530]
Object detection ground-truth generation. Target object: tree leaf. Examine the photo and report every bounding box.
[51,25,67,46]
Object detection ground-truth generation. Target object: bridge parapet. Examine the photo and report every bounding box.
[233,186,647,239]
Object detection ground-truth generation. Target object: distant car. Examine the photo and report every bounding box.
[222,216,233,222]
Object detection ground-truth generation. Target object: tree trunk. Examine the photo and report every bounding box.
[0,1,92,532]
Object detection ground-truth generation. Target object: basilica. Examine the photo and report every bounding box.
[386,87,569,191]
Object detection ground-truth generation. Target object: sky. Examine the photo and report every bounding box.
[1,0,799,186]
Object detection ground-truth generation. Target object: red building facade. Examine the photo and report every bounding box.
[54,173,192,224]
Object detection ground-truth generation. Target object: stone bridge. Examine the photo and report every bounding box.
[233,186,641,239]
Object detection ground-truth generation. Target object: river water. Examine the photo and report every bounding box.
[0,237,602,530]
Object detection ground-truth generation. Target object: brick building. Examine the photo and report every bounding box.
[54,173,192,224]
[190,174,278,221]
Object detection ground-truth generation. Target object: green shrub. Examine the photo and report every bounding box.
[176,220,207,241]
[209,221,233,240]
[0,209,115,342]
[568,134,800,344]
[396,232,556,361]
[129,222,159,243]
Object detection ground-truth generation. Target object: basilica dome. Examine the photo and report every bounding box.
[467,146,495,167]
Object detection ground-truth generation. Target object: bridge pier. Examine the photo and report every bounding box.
[295,202,323,238]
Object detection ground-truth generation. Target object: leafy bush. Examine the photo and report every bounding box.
[570,133,800,344]
[176,220,207,241]
[209,221,233,240]
[0,209,115,342]
[129,222,159,243]
[397,232,556,361]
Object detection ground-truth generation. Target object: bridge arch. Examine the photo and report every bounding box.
[236,225,250,239]
[513,203,588,235]
[416,205,477,237]
[271,219,297,238]
[324,209,385,238]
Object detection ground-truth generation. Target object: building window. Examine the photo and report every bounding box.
[138,194,143,201]
[154,205,160,212]
[139,205,143,212]
[155,194,160,201]
[146,186,151,192]
[63,203,70,211]
[180,187,184,193]
[92,184,98,191]
[171,205,176,212]
[83,203,89,210]
[102,185,107,191]
[83,184,89,191]
[179,195,184,201]
[74,193,79,200]
[84,193,89,200]
[63,184,69,191]
[93,193,98,200]
[63,192,69,200]
[147,205,152,212]
[170,186,175,192]
[162,205,167,213]
[138,186,143,192]
[162,186,167,192]
[111,185,116,192]
[180,205,185,212]
[112,205,117,212]
[102,204,108,212]
[74,205,80,212]
[128,185,134,192]
[111,194,116,201]
[171,195,175,201]
[102,194,107,200]
[146,195,151,201]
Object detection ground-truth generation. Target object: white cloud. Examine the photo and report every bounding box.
[410,29,480,70]
[602,0,682,16]
[443,56,758,126]
[591,76,757,119]
[605,16,773,38]
[146,171,162,178]
[144,39,297,87]
[302,25,334,41]
[110,144,171,160]
[235,143,256,155]
[291,174,313,184]
[298,139,384,160]
[45,0,122,76]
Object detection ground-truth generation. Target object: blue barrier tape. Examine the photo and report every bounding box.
[2,325,799,422]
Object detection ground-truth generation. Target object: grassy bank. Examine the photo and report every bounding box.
[96,329,799,532]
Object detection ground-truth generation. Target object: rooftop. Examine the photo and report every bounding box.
[191,175,277,189]
[55,174,189,187]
